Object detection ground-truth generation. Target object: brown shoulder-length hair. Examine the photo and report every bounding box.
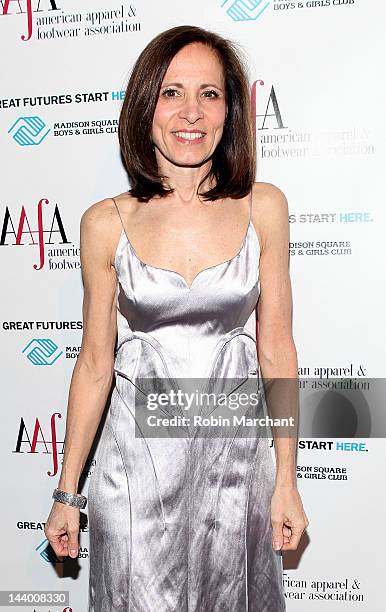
[118,25,255,202]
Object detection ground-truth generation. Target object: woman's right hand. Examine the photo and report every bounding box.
[44,500,80,561]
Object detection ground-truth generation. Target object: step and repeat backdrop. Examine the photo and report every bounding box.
[1,1,384,611]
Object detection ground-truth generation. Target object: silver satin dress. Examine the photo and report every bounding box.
[87,193,286,611]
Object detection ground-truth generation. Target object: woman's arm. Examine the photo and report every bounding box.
[253,182,308,551]
[45,198,120,559]
[57,199,119,494]
[253,181,298,487]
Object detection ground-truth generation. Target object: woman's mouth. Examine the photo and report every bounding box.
[172,131,206,143]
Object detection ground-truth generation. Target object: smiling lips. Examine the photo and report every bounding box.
[172,130,206,143]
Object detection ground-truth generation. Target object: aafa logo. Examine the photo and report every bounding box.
[13,412,63,477]
[251,79,288,134]
[0,197,71,270]
[0,0,60,41]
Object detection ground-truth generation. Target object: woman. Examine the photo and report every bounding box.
[45,25,308,611]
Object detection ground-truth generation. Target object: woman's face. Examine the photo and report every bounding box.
[152,42,227,167]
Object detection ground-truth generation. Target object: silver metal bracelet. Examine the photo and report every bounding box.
[52,487,87,509]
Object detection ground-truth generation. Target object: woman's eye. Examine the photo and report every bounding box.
[160,88,220,99]
[202,90,219,98]
[161,88,179,97]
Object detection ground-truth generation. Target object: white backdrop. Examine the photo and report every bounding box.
[1,1,385,611]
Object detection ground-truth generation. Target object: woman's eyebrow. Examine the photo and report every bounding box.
[161,81,224,91]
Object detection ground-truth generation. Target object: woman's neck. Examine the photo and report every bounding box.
[156,153,216,203]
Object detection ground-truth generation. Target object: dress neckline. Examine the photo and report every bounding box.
[113,192,257,292]
[115,219,260,292]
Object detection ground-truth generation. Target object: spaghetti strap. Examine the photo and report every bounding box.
[111,197,129,243]
[248,187,253,224]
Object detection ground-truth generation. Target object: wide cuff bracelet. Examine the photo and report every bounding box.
[52,488,87,509]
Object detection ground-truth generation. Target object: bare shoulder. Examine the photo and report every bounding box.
[80,191,137,268]
[251,181,289,251]
[108,190,141,219]
[251,181,289,219]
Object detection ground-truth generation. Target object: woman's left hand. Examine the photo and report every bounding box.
[270,484,309,551]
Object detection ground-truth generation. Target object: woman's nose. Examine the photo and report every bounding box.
[177,96,204,123]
